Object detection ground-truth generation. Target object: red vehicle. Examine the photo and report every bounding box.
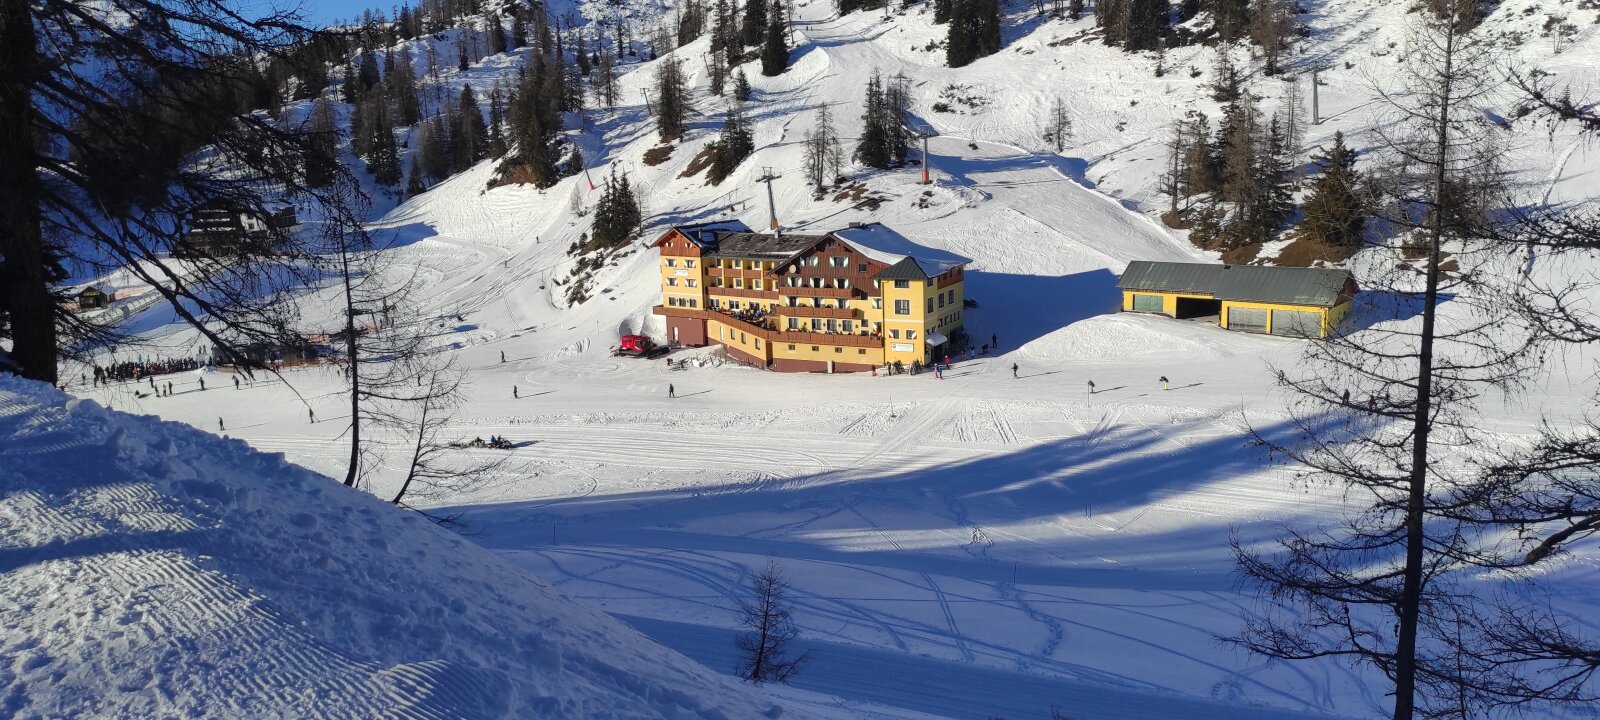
[615,334,669,358]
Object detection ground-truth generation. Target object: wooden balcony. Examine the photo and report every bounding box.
[653,306,880,348]
[782,285,856,299]
[775,305,857,320]
[775,330,881,348]
[706,286,778,300]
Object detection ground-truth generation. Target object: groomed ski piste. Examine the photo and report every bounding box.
[16,0,1600,717]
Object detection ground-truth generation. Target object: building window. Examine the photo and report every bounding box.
[689,299,697,308]
[734,278,744,289]
[833,278,847,289]
[667,278,678,286]
[830,256,848,268]
[732,259,743,269]
[788,318,800,330]
[859,263,868,272]
[842,320,853,332]
[859,349,866,354]
[686,260,696,268]
[787,276,800,287]
[740,332,747,343]
[788,344,796,350]
[826,319,838,332]
[894,299,910,315]
[666,258,677,267]
[755,339,762,350]
[894,280,910,289]
[835,346,842,353]
[687,280,697,287]
[926,298,934,313]
[890,329,900,339]
[872,298,883,310]
[806,257,819,267]
[811,346,819,351]
[938,294,945,308]
[730,300,742,310]
[753,279,763,290]
[907,330,918,340]
[811,318,823,331]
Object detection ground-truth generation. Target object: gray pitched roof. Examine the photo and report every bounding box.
[875,257,928,281]
[704,232,823,259]
[1118,261,1354,308]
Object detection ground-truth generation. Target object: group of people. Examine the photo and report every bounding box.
[92,357,203,385]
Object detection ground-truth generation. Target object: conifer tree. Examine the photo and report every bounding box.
[575,29,590,75]
[733,68,752,101]
[709,49,729,96]
[488,13,508,55]
[1125,0,1168,51]
[306,98,340,188]
[709,104,755,185]
[457,44,470,72]
[761,9,789,76]
[934,0,952,24]
[454,85,489,171]
[654,56,689,141]
[855,72,892,168]
[509,13,526,48]
[358,49,382,91]
[741,0,768,47]
[1293,132,1365,249]
[367,106,403,186]
[595,44,618,107]
[884,73,912,165]
[341,60,360,103]
[418,114,452,181]
[390,48,422,126]
[591,169,642,248]
[1210,46,1243,103]
[487,81,508,158]
[946,0,1002,68]
[406,154,427,196]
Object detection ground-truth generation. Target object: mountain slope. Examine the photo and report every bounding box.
[0,374,804,719]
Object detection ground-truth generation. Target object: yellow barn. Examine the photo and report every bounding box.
[1117,261,1357,339]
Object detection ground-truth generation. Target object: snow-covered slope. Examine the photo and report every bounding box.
[0,374,806,719]
[44,1,1600,718]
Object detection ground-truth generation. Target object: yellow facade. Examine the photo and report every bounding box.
[1121,290,1347,339]
[655,229,968,370]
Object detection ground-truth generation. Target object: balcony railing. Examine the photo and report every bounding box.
[775,305,857,319]
[654,306,881,348]
[775,330,881,348]
[781,285,855,299]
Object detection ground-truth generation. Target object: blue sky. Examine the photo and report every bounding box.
[300,0,391,26]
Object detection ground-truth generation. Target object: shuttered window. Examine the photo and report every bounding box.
[1227,307,1269,333]
[1131,294,1163,313]
[1271,309,1322,338]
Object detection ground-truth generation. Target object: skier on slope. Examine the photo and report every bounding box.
[1012,363,1018,378]
[669,384,676,398]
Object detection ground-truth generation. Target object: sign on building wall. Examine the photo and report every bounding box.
[891,343,914,352]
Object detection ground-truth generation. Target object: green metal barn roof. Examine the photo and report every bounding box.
[1118,261,1355,308]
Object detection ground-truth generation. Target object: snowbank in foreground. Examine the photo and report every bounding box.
[0,374,799,720]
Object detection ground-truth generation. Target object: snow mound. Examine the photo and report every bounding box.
[0,375,800,720]
[1017,312,1274,362]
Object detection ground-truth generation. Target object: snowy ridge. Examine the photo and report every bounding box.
[0,375,805,719]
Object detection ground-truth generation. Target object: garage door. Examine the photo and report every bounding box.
[1227,307,1268,334]
[1131,294,1163,313]
[1271,309,1322,338]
